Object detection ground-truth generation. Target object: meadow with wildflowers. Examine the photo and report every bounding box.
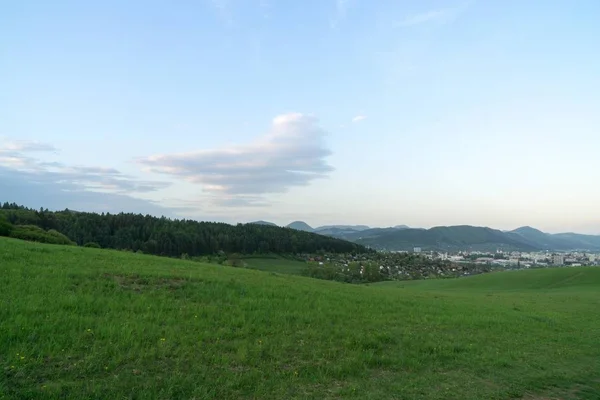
[1,237,600,399]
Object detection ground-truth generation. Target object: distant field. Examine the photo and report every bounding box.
[1,237,599,399]
[375,267,600,292]
[241,255,307,275]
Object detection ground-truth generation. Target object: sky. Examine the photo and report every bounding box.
[1,0,599,234]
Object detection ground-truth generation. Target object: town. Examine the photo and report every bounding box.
[408,247,600,268]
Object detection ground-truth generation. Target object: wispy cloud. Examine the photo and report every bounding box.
[0,166,171,216]
[330,0,352,29]
[0,139,58,153]
[258,0,270,19]
[0,140,171,194]
[0,141,173,215]
[396,3,471,27]
[352,115,367,123]
[209,0,234,27]
[137,113,334,207]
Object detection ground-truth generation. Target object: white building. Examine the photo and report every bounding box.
[552,254,564,266]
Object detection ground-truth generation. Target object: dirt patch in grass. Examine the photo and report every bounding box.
[522,383,597,400]
[103,273,188,292]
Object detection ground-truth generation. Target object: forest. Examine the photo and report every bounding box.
[0,202,368,257]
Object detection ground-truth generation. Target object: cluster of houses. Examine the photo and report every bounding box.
[302,252,495,281]
[300,248,599,283]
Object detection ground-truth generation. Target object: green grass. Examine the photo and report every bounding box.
[375,267,600,292]
[1,237,599,399]
[242,255,307,275]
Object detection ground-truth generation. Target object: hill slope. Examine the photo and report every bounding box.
[1,237,599,400]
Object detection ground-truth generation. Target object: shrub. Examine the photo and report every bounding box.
[9,225,76,245]
[47,229,76,245]
[0,217,13,237]
[84,242,101,248]
[227,253,245,268]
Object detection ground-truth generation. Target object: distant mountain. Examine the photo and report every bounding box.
[311,227,354,236]
[286,221,314,232]
[508,227,600,251]
[316,226,412,242]
[507,226,566,250]
[249,220,278,227]
[552,233,600,250]
[314,224,600,252]
[246,219,600,252]
[315,225,371,232]
[350,225,536,252]
[393,225,410,230]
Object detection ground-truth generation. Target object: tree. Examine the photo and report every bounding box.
[0,216,13,237]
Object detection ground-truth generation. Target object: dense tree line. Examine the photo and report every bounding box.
[0,202,368,257]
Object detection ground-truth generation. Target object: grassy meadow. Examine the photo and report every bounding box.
[1,237,600,399]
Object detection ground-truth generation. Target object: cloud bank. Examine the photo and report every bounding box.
[137,113,334,206]
[0,140,170,194]
[0,140,172,214]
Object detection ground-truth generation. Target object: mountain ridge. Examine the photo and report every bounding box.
[315,224,600,252]
[242,220,600,252]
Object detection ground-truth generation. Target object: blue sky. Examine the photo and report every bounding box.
[1,0,599,233]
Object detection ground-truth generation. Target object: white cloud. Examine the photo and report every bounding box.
[137,113,334,206]
[0,139,58,153]
[352,115,367,123]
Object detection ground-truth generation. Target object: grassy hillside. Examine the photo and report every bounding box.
[241,255,307,275]
[1,237,599,399]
